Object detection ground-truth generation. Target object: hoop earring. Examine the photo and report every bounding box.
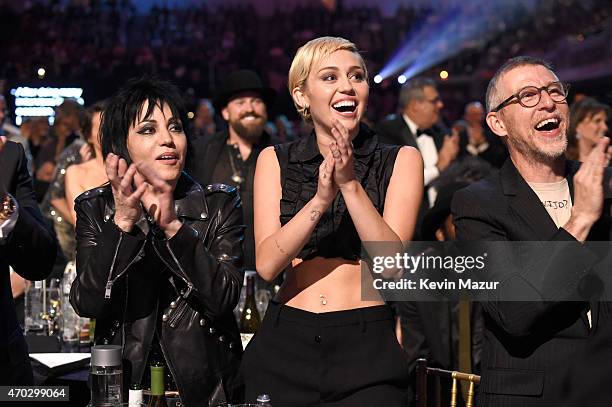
[303,105,310,116]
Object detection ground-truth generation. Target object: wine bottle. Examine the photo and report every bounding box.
[129,383,143,406]
[239,274,261,346]
[147,362,168,407]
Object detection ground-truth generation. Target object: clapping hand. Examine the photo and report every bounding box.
[316,151,339,206]
[105,153,146,233]
[329,119,356,189]
[133,161,182,238]
[572,137,611,226]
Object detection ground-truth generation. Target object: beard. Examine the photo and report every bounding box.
[229,113,266,144]
[507,128,567,165]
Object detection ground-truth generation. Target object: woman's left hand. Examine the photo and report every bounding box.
[329,119,356,190]
[134,161,182,238]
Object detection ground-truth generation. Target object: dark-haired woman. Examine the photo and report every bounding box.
[70,77,245,405]
[65,101,108,224]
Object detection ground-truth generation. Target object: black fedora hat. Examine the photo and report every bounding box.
[213,69,276,112]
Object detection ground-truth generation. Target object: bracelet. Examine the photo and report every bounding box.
[0,195,16,222]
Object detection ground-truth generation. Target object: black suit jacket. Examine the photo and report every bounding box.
[376,115,445,151]
[376,115,446,240]
[0,141,57,382]
[451,159,612,406]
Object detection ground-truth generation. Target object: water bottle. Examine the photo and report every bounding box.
[90,345,123,406]
[25,280,45,334]
[61,262,81,343]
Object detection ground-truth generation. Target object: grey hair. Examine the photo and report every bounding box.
[485,56,554,113]
[398,77,437,109]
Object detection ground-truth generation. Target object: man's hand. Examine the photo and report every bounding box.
[564,137,612,241]
[436,129,460,172]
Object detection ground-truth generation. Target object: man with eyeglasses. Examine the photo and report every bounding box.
[452,56,612,405]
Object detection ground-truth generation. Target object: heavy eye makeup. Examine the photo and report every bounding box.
[135,119,183,135]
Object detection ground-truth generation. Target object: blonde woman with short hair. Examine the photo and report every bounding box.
[242,37,423,405]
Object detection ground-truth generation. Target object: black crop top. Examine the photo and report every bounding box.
[274,124,401,261]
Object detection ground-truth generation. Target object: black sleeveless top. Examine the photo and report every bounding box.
[274,124,401,261]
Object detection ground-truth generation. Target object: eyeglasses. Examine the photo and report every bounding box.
[491,82,569,112]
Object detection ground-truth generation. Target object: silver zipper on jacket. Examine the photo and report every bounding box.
[105,234,146,298]
[167,296,190,328]
[152,241,195,297]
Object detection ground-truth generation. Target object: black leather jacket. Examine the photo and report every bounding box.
[70,174,245,406]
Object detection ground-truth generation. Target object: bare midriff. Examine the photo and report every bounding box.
[275,256,385,312]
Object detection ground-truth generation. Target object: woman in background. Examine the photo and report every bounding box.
[65,101,108,224]
[567,97,610,161]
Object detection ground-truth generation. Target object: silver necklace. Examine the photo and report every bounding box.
[227,145,244,185]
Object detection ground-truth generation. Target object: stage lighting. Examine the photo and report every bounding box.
[188,111,195,119]
[397,75,407,84]
[37,67,46,78]
[374,75,383,84]
[439,70,449,80]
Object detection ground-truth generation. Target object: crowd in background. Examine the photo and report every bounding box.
[1,0,611,123]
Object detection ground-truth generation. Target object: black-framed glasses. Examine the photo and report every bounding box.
[491,82,570,112]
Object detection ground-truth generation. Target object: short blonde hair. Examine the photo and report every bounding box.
[288,36,368,123]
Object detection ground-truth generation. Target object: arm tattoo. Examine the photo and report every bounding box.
[310,210,322,221]
[275,238,287,254]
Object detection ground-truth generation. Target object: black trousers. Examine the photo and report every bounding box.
[242,302,409,406]
[0,334,34,385]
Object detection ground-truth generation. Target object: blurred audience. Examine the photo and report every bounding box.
[191,98,217,139]
[455,101,507,168]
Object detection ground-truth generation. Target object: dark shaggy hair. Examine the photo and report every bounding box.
[100,77,189,163]
[81,100,107,143]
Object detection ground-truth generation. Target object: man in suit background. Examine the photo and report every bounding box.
[0,136,57,384]
[377,78,460,189]
[452,56,612,406]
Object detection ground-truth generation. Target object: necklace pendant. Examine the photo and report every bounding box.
[231,174,244,184]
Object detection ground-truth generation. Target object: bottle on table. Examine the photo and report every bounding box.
[90,345,123,406]
[24,280,45,334]
[129,383,143,406]
[239,274,261,347]
[147,362,168,407]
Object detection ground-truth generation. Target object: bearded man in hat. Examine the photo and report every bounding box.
[187,70,277,272]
